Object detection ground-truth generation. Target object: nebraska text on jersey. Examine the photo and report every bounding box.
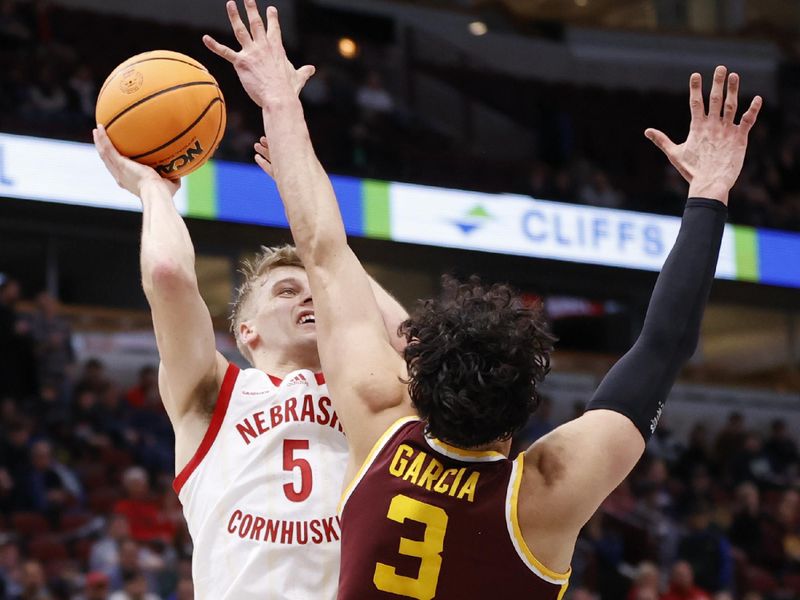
[174,364,348,600]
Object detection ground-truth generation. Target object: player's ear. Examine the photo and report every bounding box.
[239,321,258,346]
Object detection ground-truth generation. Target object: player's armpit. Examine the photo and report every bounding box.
[516,410,644,569]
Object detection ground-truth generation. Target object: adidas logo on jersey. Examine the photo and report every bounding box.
[288,373,309,386]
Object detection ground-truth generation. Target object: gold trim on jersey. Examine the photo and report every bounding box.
[506,453,570,597]
[338,416,420,515]
[424,435,507,462]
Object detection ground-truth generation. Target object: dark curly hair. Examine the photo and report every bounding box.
[399,275,555,448]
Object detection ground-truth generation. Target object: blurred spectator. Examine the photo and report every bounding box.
[0,417,33,510]
[29,291,74,391]
[0,276,38,399]
[74,359,110,398]
[19,559,52,600]
[713,413,747,476]
[654,167,688,216]
[113,467,174,544]
[0,0,31,47]
[763,418,799,478]
[570,588,599,600]
[627,561,660,600]
[660,561,710,600]
[674,424,712,481]
[356,70,394,116]
[675,466,713,517]
[727,482,764,562]
[583,512,628,598]
[109,570,160,600]
[760,489,800,571]
[731,433,780,488]
[166,577,192,600]
[67,64,96,122]
[525,160,555,199]
[0,539,23,598]
[579,170,623,209]
[89,514,130,578]
[107,539,162,594]
[677,502,733,593]
[23,438,83,518]
[26,67,69,121]
[125,366,158,410]
[77,571,111,600]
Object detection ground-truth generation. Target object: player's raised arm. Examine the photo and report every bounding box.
[520,66,762,570]
[203,2,412,463]
[93,128,226,461]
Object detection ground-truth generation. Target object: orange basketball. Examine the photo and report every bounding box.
[96,50,226,178]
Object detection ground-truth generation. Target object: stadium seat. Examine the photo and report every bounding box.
[11,512,50,536]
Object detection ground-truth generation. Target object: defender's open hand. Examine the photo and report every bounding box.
[645,65,762,204]
[203,2,315,107]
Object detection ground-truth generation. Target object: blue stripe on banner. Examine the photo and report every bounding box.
[758,229,800,288]
[214,161,287,227]
[330,175,363,236]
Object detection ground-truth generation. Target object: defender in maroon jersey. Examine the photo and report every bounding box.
[338,418,569,599]
[246,16,761,600]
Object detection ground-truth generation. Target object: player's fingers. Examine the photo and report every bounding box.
[708,65,727,118]
[254,139,271,158]
[738,95,763,134]
[644,128,677,156]
[203,35,237,63]
[688,72,704,121]
[226,0,252,47]
[296,65,316,90]
[255,153,273,177]
[93,126,126,183]
[93,125,119,162]
[244,0,265,41]
[723,72,739,124]
[265,6,285,53]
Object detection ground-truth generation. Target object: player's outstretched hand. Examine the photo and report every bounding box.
[93,125,180,198]
[203,1,315,107]
[645,65,762,204]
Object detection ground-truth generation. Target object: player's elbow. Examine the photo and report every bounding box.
[143,259,197,298]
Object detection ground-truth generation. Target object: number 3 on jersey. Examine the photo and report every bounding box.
[283,439,312,502]
[373,495,449,600]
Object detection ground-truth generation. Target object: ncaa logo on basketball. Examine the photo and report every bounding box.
[119,68,144,94]
[155,140,204,176]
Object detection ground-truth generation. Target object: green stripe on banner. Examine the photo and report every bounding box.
[362,179,391,238]
[186,160,216,219]
[734,226,759,281]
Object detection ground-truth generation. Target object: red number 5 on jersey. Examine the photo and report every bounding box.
[283,439,313,502]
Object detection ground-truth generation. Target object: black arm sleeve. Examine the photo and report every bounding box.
[585,198,727,441]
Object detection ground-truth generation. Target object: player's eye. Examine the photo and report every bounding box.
[279,288,296,296]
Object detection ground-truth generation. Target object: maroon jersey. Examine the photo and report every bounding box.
[338,417,570,600]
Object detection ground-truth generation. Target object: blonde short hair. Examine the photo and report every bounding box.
[230,245,304,363]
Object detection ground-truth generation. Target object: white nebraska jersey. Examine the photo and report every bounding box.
[173,363,348,600]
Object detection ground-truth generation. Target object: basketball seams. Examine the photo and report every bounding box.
[206,94,227,157]
[97,56,209,100]
[104,81,219,131]
[175,94,226,177]
[131,96,223,160]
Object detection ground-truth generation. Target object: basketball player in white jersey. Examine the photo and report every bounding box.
[92,106,407,598]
